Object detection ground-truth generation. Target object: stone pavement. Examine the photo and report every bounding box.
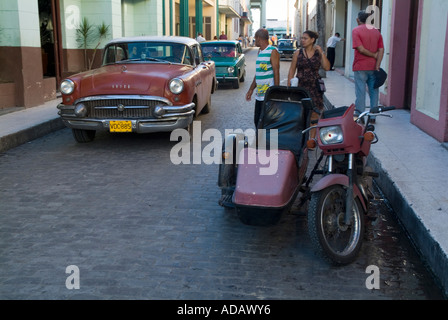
[0,68,447,297]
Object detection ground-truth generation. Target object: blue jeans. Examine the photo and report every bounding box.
[354,71,378,119]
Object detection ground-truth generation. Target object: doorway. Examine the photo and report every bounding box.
[38,0,62,85]
[404,0,419,110]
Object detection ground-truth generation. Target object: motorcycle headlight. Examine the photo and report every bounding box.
[227,66,235,74]
[319,126,343,145]
[169,78,184,94]
[60,79,75,95]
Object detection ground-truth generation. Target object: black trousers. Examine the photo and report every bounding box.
[327,47,336,69]
[254,99,264,128]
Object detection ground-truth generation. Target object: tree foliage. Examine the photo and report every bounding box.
[76,17,110,70]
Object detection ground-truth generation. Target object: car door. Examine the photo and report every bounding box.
[192,44,212,112]
[236,43,245,80]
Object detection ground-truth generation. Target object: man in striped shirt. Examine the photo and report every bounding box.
[245,28,280,128]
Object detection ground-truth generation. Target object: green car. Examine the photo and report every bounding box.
[201,40,246,89]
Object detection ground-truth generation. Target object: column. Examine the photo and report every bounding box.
[195,0,203,36]
[179,0,189,36]
[260,0,266,28]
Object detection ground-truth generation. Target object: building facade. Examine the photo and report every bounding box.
[0,0,251,110]
[297,0,448,143]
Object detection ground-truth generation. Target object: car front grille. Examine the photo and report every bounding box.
[216,67,229,74]
[85,99,168,119]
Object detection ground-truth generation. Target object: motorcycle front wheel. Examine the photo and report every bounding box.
[308,185,364,265]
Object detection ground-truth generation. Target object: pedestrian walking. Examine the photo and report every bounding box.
[219,31,227,40]
[352,10,384,123]
[326,32,345,70]
[287,30,330,138]
[245,28,280,128]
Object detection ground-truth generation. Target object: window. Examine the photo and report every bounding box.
[102,42,193,65]
[192,45,203,65]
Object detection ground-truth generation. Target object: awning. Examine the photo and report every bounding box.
[219,5,241,18]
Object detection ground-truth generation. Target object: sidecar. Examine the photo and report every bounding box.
[218,86,314,226]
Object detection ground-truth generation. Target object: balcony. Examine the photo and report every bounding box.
[241,11,253,24]
[219,0,242,18]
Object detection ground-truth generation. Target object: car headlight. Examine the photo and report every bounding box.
[319,126,343,145]
[60,79,75,95]
[169,78,184,94]
[227,66,235,74]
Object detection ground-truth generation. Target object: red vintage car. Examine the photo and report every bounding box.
[57,36,216,142]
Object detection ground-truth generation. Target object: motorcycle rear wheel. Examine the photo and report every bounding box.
[308,185,364,265]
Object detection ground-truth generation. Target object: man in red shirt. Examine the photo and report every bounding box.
[352,10,384,123]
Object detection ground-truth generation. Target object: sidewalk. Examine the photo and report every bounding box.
[0,71,447,296]
[324,69,448,296]
[0,98,63,153]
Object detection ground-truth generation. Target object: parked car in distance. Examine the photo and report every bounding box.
[201,40,245,89]
[278,39,298,60]
[57,36,216,143]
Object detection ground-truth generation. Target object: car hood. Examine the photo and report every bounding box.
[76,63,192,97]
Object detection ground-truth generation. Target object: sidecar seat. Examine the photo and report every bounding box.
[257,98,307,160]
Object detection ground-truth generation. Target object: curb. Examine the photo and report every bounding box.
[367,154,448,297]
[0,117,64,154]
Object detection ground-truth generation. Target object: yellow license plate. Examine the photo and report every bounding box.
[109,121,132,132]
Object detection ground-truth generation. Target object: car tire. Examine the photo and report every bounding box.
[232,79,240,89]
[72,129,96,143]
[201,95,211,114]
[240,70,245,83]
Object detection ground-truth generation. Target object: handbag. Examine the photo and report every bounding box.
[316,78,326,93]
[374,68,387,89]
[302,49,326,93]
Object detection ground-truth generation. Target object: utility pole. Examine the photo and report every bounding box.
[286,0,290,37]
[316,0,326,77]
[316,0,326,49]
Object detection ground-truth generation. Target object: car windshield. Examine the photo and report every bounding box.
[201,44,236,58]
[102,42,193,65]
[278,40,295,48]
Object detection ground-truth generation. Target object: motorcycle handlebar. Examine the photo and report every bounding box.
[370,106,396,114]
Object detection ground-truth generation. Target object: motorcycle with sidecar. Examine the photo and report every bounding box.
[218,85,395,265]
[218,86,315,226]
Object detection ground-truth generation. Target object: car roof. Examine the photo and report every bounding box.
[201,40,239,45]
[106,36,199,46]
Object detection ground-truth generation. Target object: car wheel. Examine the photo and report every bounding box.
[201,95,211,114]
[240,70,245,83]
[232,79,240,89]
[72,129,96,143]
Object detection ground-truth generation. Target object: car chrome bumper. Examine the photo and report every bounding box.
[57,102,195,133]
[216,75,238,82]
